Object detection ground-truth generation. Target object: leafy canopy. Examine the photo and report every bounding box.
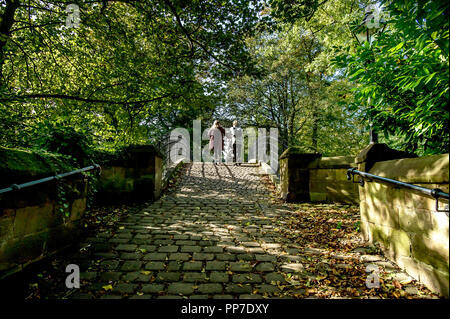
[0,0,268,156]
[333,0,449,154]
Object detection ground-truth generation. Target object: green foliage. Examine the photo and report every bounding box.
[0,0,266,153]
[269,0,325,22]
[37,125,93,165]
[226,23,368,156]
[84,170,99,210]
[0,146,75,180]
[1,0,446,159]
[56,181,71,218]
[333,0,449,155]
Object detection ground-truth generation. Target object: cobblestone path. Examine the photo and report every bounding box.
[69,162,438,299]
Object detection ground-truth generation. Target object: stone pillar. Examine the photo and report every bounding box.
[279,148,321,202]
[98,145,163,202]
[355,143,416,173]
[355,143,416,241]
[154,155,162,198]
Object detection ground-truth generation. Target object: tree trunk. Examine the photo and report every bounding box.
[311,110,318,152]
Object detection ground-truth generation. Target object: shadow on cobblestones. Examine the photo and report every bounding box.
[6,163,441,299]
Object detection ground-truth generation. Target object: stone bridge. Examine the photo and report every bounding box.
[28,162,438,299]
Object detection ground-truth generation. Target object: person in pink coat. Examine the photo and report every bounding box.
[208,120,225,164]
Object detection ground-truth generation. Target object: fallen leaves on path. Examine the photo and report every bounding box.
[12,201,148,300]
[258,174,441,299]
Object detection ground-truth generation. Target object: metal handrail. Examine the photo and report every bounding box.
[347,167,449,213]
[0,164,101,195]
[159,137,181,150]
[157,135,183,156]
[158,135,192,165]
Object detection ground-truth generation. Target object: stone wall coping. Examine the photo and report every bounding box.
[355,143,416,165]
[317,156,355,169]
[125,144,163,158]
[98,144,163,167]
[279,147,321,160]
[0,147,75,187]
[369,153,449,184]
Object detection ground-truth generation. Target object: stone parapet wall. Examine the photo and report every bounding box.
[279,150,321,202]
[309,156,359,204]
[260,161,280,192]
[0,147,87,278]
[0,145,163,279]
[358,148,449,297]
[279,149,358,204]
[96,145,163,203]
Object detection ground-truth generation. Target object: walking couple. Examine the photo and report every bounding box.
[208,120,242,165]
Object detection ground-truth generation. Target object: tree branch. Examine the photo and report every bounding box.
[1,92,177,105]
[162,0,235,71]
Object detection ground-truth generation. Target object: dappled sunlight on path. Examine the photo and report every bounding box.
[24,162,440,299]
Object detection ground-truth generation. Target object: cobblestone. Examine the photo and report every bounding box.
[167,283,195,295]
[100,272,122,281]
[229,262,253,272]
[156,272,181,282]
[183,261,203,271]
[112,283,138,294]
[66,162,433,300]
[145,262,166,271]
[143,253,167,261]
[192,253,215,261]
[142,284,165,294]
[205,261,226,271]
[255,262,275,272]
[115,244,137,252]
[210,272,229,283]
[232,274,262,283]
[183,272,208,282]
[121,261,142,271]
[197,283,223,294]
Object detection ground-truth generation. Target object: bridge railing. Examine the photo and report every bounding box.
[0,150,99,279]
[0,164,101,195]
[157,133,184,159]
[347,167,449,213]
[156,133,188,187]
[354,146,449,297]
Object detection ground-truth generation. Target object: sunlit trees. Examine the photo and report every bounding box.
[226,16,368,155]
[334,0,449,155]
[0,0,266,153]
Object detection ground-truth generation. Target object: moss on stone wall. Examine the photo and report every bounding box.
[92,144,162,167]
[0,147,76,187]
[100,175,134,192]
